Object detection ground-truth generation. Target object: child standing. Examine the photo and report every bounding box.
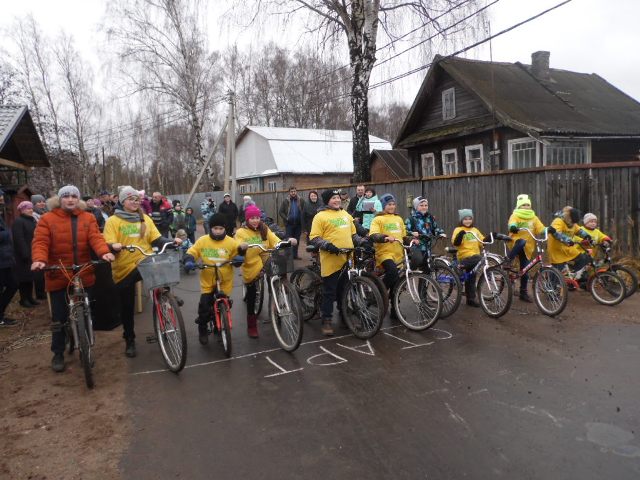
[405,196,445,268]
[451,209,484,307]
[183,213,247,345]
[184,207,197,243]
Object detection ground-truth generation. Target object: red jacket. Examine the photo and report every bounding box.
[32,199,111,292]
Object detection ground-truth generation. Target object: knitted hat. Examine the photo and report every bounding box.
[412,196,428,211]
[243,195,252,203]
[458,208,473,221]
[224,193,231,198]
[58,185,80,198]
[31,194,45,204]
[245,204,262,220]
[93,198,102,207]
[583,212,597,225]
[380,193,396,210]
[17,201,33,211]
[516,194,531,209]
[119,186,140,204]
[321,188,342,205]
[209,213,227,228]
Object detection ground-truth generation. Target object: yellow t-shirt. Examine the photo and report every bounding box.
[369,213,406,267]
[451,226,484,260]
[547,218,582,264]
[234,226,280,283]
[186,235,240,295]
[507,212,546,259]
[309,208,356,277]
[582,226,608,258]
[104,214,162,284]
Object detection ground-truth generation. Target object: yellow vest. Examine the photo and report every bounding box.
[507,213,546,259]
[103,214,162,284]
[582,226,608,258]
[234,226,280,283]
[369,214,406,267]
[186,235,240,295]
[547,218,582,264]
[309,208,356,277]
[451,226,484,260]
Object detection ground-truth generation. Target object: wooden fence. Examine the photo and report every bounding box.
[240,162,640,257]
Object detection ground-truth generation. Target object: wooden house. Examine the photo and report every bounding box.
[369,149,411,182]
[395,52,640,178]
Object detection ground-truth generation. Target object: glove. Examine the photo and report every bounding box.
[566,240,575,247]
[580,239,592,248]
[547,226,556,235]
[509,225,519,234]
[603,236,612,243]
[453,230,466,245]
[582,233,592,242]
[184,260,196,272]
[231,255,244,267]
[323,242,340,254]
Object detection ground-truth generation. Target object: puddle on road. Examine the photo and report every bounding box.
[584,422,640,457]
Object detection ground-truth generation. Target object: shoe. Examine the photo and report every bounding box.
[321,319,334,336]
[28,298,41,306]
[466,300,480,308]
[51,353,65,372]
[519,291,533,303]
[0,318,17,327]
[247,314,258,339]
[36,293,47,300]
[198,325,208,345]
[19,300,35,309]
[125,339,136,358]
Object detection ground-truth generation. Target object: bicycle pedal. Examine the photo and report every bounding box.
[176,298,184,307]
[146,335,158,344]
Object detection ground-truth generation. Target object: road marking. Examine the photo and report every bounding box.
[264,356,304,378]
[383,332,434,349]
[444,402,472,433]
[307,346,348,366]
[336,340,376,356]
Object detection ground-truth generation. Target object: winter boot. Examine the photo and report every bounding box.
[51,353,65,372]
[519,290,532,303]
[247,314,259,339]
[198,323,209,345]
[321,318,334,336]
[125,338,136,358]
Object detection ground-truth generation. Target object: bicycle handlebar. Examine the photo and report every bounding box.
[246,240,292,253]
[41,260,107,272]
[121,242,177,256]
[515,227,550,242]
[467,231,510,245]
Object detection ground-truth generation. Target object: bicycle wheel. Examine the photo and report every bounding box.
[254,275,265,317]
[291,267,322,321]
[154,290,187,372]
[340,276,384,339]
[589,271,626,306]
[361,271,389,317]
[217,301,232,358]
[393,273,442,331]
[477,267,513,318]
[430,264,462,318]
[74,304,94,389]
[612,265,638,298]
[533,267,568,317]
[270,278,304,352]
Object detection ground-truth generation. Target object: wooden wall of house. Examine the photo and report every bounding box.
[592,139,640,163]
[247,163,640,256]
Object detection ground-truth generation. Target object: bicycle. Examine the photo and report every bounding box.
[441,232,513,318]
[122,243,187,372]
[192,258,243,358]
[593,242,638,298]
[496,227,568,317]
[246,241,304,351]
[43,260,107,389]
[561,242,627,306]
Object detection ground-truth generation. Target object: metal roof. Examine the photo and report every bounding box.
[371,149,411,179]
[0,105,49,167]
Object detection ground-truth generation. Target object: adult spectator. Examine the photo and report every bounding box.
[0,189,18,327]
[347,184,366,223]
[238,195,252,223]
[218,193,239,235]
[98,190,115,217]
[31,194,47,222]
[93,198,109,224]
[31,185,115,371]
[340,189,350,210]
[83,196,106,231]
[170,203,187,238]
[140,191,152,214]
[150,191,173,237]
[279,186,305,259]
[12,201,39,308]
[303,190,321,242]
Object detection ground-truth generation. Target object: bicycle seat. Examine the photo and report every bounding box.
[445,247,458,254]
[306,245,319,253]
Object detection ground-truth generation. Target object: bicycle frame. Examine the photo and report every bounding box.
[197,262,234,331]
[448,232,505,287]
[501,227,553,280]
[246,241,293,317]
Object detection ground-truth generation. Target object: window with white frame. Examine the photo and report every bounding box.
[543,140,589,165]
[465,144,484,173]
[267,181,277,191]
[239,184,247,194]
[442,87,456,120]
[421,153,436,177]
[508,138,539,169]
[441,149,458,175]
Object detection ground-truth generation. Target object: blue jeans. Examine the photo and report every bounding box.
[286,222,302,258]
[508,239,530,293]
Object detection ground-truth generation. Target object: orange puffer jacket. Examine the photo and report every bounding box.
[31,199,111,292]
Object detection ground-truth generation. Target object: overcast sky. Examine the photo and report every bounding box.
[1,0,638,106]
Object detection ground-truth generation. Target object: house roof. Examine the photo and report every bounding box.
[0,105,49,168]
[370,149,411,179]
[236,126,391,177]
[396,55,640,147]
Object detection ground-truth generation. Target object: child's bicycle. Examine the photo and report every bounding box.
[593,242,638,297]
[192,257,244,358]
[496,227,568,317]
[43,260,108,389]
[290,246,322,321]
[122,243,187,372]
[439,232,513,318]
[561,242,627,306]
[247,241,304,351]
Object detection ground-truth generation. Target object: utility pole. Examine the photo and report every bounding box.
[102,146,106,191]
[229,92,237,201]
[223,91,235,194]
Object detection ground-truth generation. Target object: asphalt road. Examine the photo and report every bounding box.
[120,260,640,480]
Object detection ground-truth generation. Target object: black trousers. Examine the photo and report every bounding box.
[18,281,35,302]
[285,222,302,258]
[460,255,482,301]
[381,259,400,292]
[49,286,94,354]
[245,280,259,316]
[507,239,530,292]
[115,269,142,340]
[320,269,347,320]
[197,292,216,326]
[34,271,46,298]
[0,267,18,319]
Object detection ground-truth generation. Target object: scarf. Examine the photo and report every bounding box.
[114,208,143,223]
[513,208,535,220]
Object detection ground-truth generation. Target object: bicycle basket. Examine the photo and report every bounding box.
[264,248,294,276]
[137,251,181,290]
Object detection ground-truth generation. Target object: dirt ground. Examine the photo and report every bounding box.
[0,298,128,480]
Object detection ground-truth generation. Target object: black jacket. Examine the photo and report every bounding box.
[218,200,239,228]
[279,196,305,226]
[0,214,15,269]
[303,200,321,232]
[12,214,36,282]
